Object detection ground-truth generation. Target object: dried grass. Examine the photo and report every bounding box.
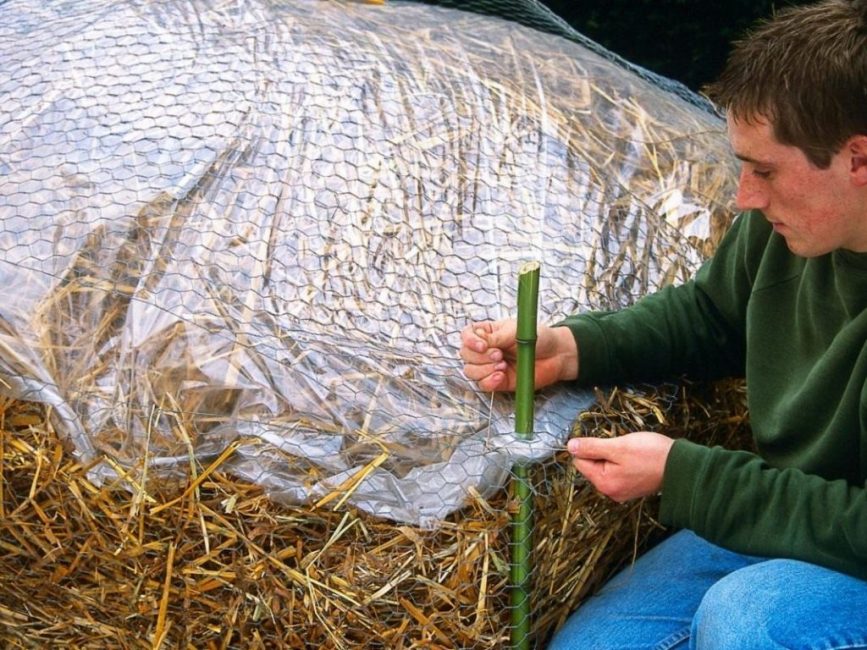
[0,379,750,649]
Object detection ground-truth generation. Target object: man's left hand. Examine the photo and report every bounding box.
[567,432,675,502]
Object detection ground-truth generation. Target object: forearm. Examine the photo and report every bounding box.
[559,281,745,386]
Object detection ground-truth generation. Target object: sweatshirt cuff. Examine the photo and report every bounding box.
[659,438,710,529]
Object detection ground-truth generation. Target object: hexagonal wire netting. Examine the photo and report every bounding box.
[0,0,736,528]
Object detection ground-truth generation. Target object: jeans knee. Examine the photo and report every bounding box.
[690,558,867,649]
[691,563,778,649]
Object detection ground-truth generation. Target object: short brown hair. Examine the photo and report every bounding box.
[704,0,867,168]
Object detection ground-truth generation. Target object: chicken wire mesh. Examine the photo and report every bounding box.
[0,0,737,528]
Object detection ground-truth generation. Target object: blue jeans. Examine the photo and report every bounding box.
[547,530,867,649]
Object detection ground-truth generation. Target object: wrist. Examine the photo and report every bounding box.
[553,325,579,382]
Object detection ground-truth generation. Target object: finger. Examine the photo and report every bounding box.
[462,359,507,382]
[571,457,608,485]
[571,457,630,502]
[567,437,618,461]
[478,371,509,392]
[459,342,504,365]
[460,321,494,355]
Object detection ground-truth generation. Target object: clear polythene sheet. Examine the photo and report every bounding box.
[0,0,737,527]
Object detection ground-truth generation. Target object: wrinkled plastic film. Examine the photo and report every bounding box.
[0,0,737,527]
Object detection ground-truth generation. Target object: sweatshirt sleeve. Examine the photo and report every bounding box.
[660,439,867,580]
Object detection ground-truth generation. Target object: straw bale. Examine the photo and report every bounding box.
[0,379,750,648]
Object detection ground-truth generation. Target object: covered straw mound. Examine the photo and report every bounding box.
[0,379,751,649]
[0,0,738,526]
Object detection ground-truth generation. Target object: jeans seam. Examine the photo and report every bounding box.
[656,627,690,650]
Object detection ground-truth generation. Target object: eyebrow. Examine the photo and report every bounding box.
[734,153,771,166]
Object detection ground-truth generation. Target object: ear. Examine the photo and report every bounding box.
[848,135,867,186]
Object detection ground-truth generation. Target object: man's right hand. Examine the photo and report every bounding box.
[458,319,579,392]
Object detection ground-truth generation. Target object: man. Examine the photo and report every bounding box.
[459,1,867,647]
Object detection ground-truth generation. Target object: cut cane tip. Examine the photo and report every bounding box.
[519,260,540,274]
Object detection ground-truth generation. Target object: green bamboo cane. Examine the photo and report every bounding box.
[511,260,540,650]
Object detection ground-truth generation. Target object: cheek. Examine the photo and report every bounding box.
[792,201,844,244]
[774,180,826,228]
[774,164,849,245]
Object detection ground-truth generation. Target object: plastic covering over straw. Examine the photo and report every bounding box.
[0,0,737,526]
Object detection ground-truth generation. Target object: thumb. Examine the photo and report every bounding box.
[567,437,615,460]
[476,320,517,350]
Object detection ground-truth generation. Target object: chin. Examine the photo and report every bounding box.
[784,240,830,258]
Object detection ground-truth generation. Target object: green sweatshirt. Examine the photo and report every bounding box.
[560,210,867,580]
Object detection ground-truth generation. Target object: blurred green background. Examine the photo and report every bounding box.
[540,1,813,92]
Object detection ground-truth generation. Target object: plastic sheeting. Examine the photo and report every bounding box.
[0,0,738,527]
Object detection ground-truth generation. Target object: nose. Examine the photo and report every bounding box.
[734,169,769,211]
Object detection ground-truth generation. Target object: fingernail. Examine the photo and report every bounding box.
[566,439,579,454]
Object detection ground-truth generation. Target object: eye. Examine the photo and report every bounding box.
[752,168,773,179]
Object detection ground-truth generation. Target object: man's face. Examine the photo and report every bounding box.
[727,115,867,256]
